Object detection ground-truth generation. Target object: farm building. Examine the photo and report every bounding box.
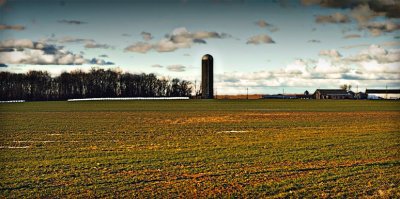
[366,89,400,99]
[313,89,353,99]
[262,94,298,99]
[201,54,214,99]
[354,92,368,100]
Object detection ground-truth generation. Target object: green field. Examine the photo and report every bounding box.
[1,100,399,198]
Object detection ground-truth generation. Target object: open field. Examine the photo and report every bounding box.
[1,100,399,198]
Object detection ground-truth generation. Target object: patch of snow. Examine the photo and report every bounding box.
[0,146,30,149]
[0,100,25,103]
[68,97,189,102]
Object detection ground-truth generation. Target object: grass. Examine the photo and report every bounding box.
[0,100,399,198]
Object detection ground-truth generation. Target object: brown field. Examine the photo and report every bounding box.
[0,100,399,198]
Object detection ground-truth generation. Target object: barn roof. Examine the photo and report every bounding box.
[366,89,400,94]
[314,89,349,95]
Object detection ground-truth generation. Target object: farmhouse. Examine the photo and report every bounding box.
[313,89,353,99]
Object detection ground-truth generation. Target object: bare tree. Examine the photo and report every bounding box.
[340,84,352,91]
[0,68,193,101]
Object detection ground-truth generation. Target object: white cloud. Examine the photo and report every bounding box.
[154,38,191,52]
[0,39,113,65]
[0,39,34,49]
[255,20,271,28]
[192,31,223,39]
[246,34,275,44]
[0,49,86,65]
[283,59,311,76]
[166,65,186,72]
[315,12,351,23]
[303,1,399,37]
[365,21,399,36]
[44,36,95,44]
[351,4,377,26]
[160,27,225,51]
[361,45,388,56]
[44,36,113,49]
[124,42,153,53]
[84,42,112,49]
[255,20,279,32]
[302,0,400,19]
[313,59,350,74]
[380,41,400,47]
[349,4,399,36]
[347,45,400,63]
[151,64,163,68]
[360,60,400,74]
[125,27,230,53]
[319,49,342,58]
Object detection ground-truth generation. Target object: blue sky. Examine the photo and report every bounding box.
[0,0,399,94]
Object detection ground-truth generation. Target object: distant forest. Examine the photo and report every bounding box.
[0,68,193,101]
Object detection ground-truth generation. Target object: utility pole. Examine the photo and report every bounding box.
[246,88,248,100]
[282,88,285,99]
[215,88,217,99]
[386,84,388,99]
[356,85,359,99]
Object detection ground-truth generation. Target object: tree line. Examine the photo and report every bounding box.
[0,68,193,101]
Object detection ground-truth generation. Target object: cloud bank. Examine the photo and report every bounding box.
[302,0,400,19]
[0,39,114,65]
[44,36,113,49]
[217,45,400,92]
[125,27,230,53]
[305,1,400,36]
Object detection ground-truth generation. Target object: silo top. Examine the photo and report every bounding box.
[202,54,213,60]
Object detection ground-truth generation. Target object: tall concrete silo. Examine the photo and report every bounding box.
[201,54,213,99]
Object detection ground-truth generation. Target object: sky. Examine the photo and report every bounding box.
[0,0,399,94]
